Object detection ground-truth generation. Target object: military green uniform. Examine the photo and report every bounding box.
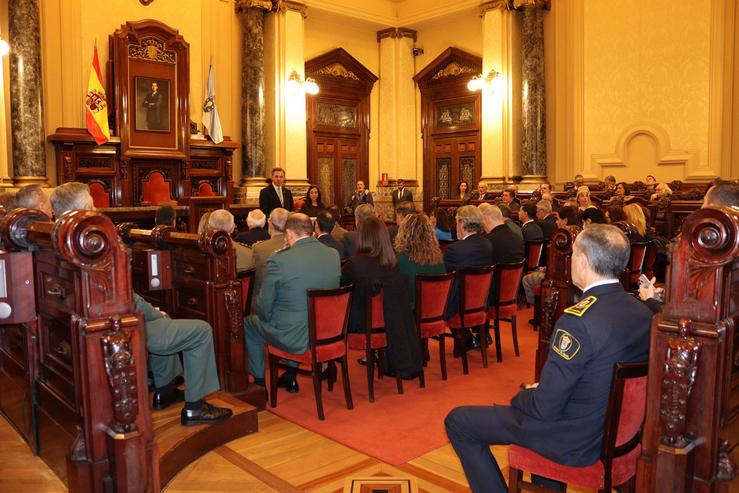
[244,236,340,378]
[134,293,220,402]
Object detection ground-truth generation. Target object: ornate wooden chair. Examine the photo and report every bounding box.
[415,272,455,383]
[508,361,648,492]
[487,260,525,363]
[195,181,216,197]
[444,266,495,374]
[267,285,354,420]
[88,180,111,208]
[141,170,174,206]
[524,240,545,274]
[237,269,255,316]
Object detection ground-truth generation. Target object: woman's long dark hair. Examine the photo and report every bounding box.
[356,216,397,268]
[306,185,324,207]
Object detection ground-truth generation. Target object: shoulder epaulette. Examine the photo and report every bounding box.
[563,295,597,317]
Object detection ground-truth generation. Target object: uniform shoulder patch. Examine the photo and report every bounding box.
[551,328,581,361]
[563,295,597,317]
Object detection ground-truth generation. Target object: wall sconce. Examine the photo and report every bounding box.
[287,70,319,95]
[468,69,501,93]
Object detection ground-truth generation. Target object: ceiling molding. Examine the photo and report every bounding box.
[303,0,480,27]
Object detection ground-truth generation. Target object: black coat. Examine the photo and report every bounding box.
[485,223,525,266]
[234,227,270,246]
[318,233,345,259]
[342,231,358,258]
[391,188,413,206]
[521,221,544,242]
[443,234,493,319]
[259,185,294,217]
[537,215,558,240]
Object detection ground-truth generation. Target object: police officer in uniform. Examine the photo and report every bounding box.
[445,224,651,492]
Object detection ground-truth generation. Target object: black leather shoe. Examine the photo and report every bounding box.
[277,373,299,393]
[180,402,233,426]
[466,336,481,350]
[152,388,184,410]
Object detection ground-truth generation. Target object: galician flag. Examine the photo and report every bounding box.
[202,63,223,144]
[84,45,110,145]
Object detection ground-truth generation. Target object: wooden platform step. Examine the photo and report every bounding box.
[153,391,258,489]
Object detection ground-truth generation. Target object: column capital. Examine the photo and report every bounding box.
[479,0,510,17]
[511,0,550,11]
[376,27,417,43]
[235,0,272,14]
[271,0,307,18]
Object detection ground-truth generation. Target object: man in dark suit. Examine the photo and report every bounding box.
[244,213,341,392]
[346,180,374,212]
[315,210,345,259]
[519,201,544,242]
[445,225,651,493]
[536,199,558,240]
[259,167,294,217]
[443,205,493,321]
[235,209,270,246]
[479,203,524,265]
[501,189,520,212]
[143,81,164,130]
[392,179,413,207]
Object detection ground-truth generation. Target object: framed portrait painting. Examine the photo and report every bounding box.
[135,77,170,132]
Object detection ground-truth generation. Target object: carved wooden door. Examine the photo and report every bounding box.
[429,134,479,200]
[312,136,360,209]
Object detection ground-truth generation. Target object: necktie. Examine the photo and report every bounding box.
[277,186,284,206]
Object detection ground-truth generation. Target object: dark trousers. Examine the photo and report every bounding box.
[445,405,564,493]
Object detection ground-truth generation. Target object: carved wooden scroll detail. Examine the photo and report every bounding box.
[128,37,176,64]
[540,289,559,339]
[717,439,737,481]
[101,317,138,434]
[659,318,701,447]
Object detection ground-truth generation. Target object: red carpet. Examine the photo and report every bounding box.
[267,306,537,465]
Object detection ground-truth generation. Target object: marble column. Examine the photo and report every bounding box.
[8,0,46,186]
[236,0,270,186]
[516,0,548,182]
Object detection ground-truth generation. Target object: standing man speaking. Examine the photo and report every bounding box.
[259,167,294,217]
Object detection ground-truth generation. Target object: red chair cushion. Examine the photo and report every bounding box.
[347,332,387,350]
[142,171,173,205]
[446,311,487,329]
[268,343,345,364]
[419,320,446,338]
[533,284,541,296]
[508,444,641,489]
[488,304,516,320]
[89,182,110,208]
[196,182,216,197]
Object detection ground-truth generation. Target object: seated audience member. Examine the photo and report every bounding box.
[235,209,270,246]
[209,209,255,272]
[498,204,525,242]
[623,203,648,241]
[299,185,325,217]
[539,182,552,194]
[580,207,607,227]
[606,204,627,224]
[51,182,231,425]
[443,205,493,323]
[613,181,633,203]
[535,199,557,240]
[394,212,446,308]
[252,208,290,310]
[155,204,176,227]
[244,213,340,392]
[519,201,544,242]
[197,212,212,234]
[602,175,617,199]
[540,191,555,204]
[650,182,673,204]
[645,174,657,193]
[0,191,17,212]
[16,184,53,217]
[314,210,345,259]
[457,180,472,203]
[342,203,376,257]
[575,189,594,211]
[479,203,525,265]
[388,200,417,243]
[346,179,373,212]
[327,205,349,241]
[573,174,585,189]
[445,224,652,493]
[703,180,739,208]
[431,207,453,241]
[500,188,520,212]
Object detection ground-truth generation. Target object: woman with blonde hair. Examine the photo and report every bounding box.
[623,203,647,240]
[575,189,595,211]
[395,213,446,308]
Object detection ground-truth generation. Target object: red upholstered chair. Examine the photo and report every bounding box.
[293,196,305,212]
[347,289,404,403]
[642,241,657,281]
[267,285,354,420]
[508,361,648,493]
[620,241,648,292]
[444,266,494,374]
[88,181,110,208]
[487,260,525,363]
[415,272,455,383]
[141,171,173,206]
[237,269,255,316]
[195,181,216,197]
[524,241,545,274]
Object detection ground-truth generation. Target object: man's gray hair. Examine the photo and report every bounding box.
[50,182,94,217]
[455,205,483,234]
[285,212,313,237]
[478,202,503,222]
[208,209,235,233]
[575,224,630,279]
[536,199,552,214]
[268,207,289,232]
[16,184,46,210]
[354,203,375,224]
[246,209,266,229]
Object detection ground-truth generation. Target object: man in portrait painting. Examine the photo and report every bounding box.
[142,81,165,130]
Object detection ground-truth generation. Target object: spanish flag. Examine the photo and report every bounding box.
[85,45,110,145]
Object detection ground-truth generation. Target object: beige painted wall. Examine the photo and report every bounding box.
[39,0,242,185]
[303,9,380,188]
